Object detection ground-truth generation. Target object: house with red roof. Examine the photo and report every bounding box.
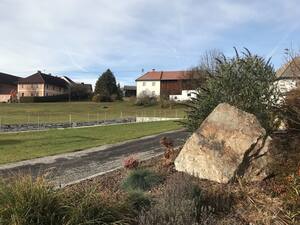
[135,69,196,101]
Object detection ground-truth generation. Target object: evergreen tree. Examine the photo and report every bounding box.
[116,83,123,100]
[94,69,118,101]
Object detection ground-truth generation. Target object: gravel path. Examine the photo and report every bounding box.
[0,130,189,187]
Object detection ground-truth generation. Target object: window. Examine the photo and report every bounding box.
[143,82,146,86]
[46,93,48,96]
[31,93,33,96]
[152,82,155,86]
[21,93,24,97]
[142,90,146,95]
[152,91,155,96]
[187,93,191,97]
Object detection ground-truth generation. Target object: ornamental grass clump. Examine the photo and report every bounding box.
[0,175,64,225]
[121,169,163,191]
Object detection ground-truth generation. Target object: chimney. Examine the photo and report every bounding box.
[152,69,155,72]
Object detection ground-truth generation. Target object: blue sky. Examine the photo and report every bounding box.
[0,0,299,86]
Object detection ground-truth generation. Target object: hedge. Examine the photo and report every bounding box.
[19,94,91,103]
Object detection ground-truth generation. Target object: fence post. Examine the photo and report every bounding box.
[105,112,107,121]
[88,113,90,122]
[97,113,99,123]
[27,113,30,125]
[69,114,72,127]
[37,113,40,130]
[175,109,178,118]
[0,117,2,132]
[120,111,123,119]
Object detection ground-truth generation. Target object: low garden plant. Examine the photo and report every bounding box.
[0,176,64,225]
[121,169,163,191]
[124,190,151,212]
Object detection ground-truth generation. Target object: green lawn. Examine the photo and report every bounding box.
[0,101,186,125]
[0,121,182,165]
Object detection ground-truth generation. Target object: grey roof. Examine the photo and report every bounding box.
[123,85,136,91]
[0,72,20,85]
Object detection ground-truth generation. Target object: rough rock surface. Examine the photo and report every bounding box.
[175,103,271,183]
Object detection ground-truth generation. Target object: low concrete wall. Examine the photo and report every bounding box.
[136,117,181,122]
[0,118,136,133]
[0,117,182,133]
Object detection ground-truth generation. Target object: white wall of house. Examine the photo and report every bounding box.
[275,79,297,93]
[0,94,11,102]
[136,80,160,97]
[169,90,196,101]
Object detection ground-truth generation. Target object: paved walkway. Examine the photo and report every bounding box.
[0,130,189,187]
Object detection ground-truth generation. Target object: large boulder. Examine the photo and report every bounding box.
[175,103,271,183]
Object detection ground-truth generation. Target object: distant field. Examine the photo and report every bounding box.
[0,101,186,125]
[0,121,182,164]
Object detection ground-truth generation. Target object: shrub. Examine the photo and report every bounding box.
[184,48,281,132]
[159,95,176,109]
[0,176,64,225]
[138,173,235,225]
[124,190,151,212]
[135,94,157,106]
[138,173,212,225]
[92,94,101,102]
[123,155,139,170]
[280,88,300,131]
[122,169,163,191]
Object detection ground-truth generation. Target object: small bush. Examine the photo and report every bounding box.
[159,95,176,109]
[123,155,139,170]
[138,173,235,225]
[92,94,101,102]
[0,176,64,225]
[281,88,300,131]
[135,94,157,106]
[122,169,163,191]
[62,186,131,225]
[125,190,151,212]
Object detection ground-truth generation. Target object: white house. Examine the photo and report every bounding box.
[136,69,196,101]
[276,57,300,93]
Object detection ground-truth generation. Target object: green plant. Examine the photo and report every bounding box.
[135,94,157,106]
[184,48,281,132]
[0,176,64,225]
[92,94,101,102]
[94,69,119,102]
[159,95,176,109]
[62,186,131,225]
[138,173,216,225]
[125,190,151,212]
[280,88,300,131]
[122,169,163,191]
[138,173,236,225]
